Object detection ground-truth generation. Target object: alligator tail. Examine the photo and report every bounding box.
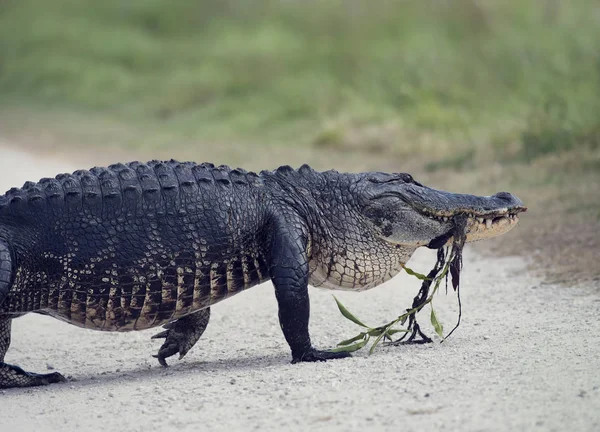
[0,239,12,307]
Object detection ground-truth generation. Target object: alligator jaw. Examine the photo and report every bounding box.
[464,207,526,242]
[425,206,527,247]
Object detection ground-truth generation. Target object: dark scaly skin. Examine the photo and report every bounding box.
[0,160,525,389]
[151,308,210,367]
[0,161,349,387]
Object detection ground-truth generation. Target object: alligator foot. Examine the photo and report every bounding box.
[151,308,210,367]
[0,362,66,389]
[292,348,351,364]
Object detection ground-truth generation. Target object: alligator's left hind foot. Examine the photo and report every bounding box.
[0,318,66,389]
[151,308,211,367]
[0,362,66,389]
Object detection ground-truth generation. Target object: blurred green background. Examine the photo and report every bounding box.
[1,0,599,280]
[1,0,599,163]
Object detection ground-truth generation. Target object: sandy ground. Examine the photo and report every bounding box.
[0,147,599,432]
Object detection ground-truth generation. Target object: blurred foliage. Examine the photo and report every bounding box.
[0,0,599,165]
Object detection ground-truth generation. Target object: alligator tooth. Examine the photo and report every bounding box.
[443,217,448,222]
[477,217,484,223]
[485,219,493,229]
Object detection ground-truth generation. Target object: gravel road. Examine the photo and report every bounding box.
[0,147,598,432]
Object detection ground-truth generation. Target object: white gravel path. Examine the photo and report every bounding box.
[0,147,598,432]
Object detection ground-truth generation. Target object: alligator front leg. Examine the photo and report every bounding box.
[270,218,350,363]
[151,308,211,367]
[0,318,66,389]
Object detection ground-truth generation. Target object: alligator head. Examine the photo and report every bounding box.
[361,172,526,249]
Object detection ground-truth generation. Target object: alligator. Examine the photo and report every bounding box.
[0,160,525,388]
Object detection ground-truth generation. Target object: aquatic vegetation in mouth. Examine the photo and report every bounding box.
[331,214,468,354]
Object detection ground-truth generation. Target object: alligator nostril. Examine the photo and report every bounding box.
[494,192,514,201]
[493,191,524,207]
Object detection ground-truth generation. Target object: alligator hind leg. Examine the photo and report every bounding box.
[151,308,210,367]
[0,318,66,389]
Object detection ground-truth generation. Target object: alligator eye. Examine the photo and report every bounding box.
[399,173,413,183]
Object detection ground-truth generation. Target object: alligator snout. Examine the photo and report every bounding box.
[401,184,526,216]
[492,191,524,209]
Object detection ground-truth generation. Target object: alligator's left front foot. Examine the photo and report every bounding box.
[151,308,210,367]
[292,347,351,364]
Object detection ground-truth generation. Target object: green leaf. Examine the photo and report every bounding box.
[400,313,409,325]
[333,296,368,327]
[401,264,431,281]
[430,308,444,338]
[369,331,387,355]
[337,333,367,346]
[328,338,368,353]
[367,327,386,337]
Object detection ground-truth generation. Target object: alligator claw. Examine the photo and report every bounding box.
[150,309,210,367]
[37,371,68,386]
[152,337,188,367]
[152,353,171,368]
[292,348,351,364]
[150,330,169,340]
[0,362,67,388]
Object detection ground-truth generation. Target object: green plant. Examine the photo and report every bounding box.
[331,214,468,354]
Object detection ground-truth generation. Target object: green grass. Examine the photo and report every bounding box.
[0,0,599,164]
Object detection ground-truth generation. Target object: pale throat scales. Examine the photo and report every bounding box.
[307,240,415,291]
